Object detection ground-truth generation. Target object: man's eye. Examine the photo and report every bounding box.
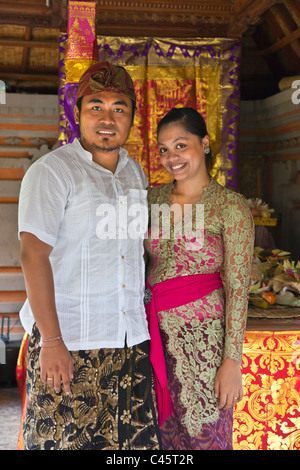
[114,108,123,113]
[92,106,101,111]
[176,143,185,149]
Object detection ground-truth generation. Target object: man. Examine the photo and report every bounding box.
[18,62,161,450]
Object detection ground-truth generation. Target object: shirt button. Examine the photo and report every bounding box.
[122,311,126,316]
[121,255,125,259]
[122,284,126,288]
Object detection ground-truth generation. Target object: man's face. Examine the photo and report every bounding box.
[74,90,133,158]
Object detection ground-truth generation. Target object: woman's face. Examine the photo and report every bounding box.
[157,122,209,182]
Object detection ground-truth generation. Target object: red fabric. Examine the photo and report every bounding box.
[16,333,29,450]
[145,272,223,426]
[233,330,300,450]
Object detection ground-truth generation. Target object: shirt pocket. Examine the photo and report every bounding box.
[127,189,148,239]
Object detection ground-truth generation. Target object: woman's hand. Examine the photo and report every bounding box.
[214,357,243,409]
[40,339,74,395]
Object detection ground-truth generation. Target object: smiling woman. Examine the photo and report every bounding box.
[144,106,254,450]
[157,108,212,211]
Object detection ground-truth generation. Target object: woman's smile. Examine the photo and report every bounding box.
[158,122,209,183]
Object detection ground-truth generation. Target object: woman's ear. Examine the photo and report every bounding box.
[202,135,210,149]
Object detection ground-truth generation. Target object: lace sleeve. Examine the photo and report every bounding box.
[222,192,254,363]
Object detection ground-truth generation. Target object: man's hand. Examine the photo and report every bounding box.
[214,357,243,409]
[20,232,74,395]
[40,339,74,395]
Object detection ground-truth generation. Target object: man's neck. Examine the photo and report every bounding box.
[79,138,120,173]
[92,152,119,173]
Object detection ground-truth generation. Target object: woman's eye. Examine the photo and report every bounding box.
[159,148,167,155]
[176,143,185,149]
[92,106,101,111]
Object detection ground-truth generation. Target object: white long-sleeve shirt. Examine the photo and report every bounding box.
[18,138,150,351]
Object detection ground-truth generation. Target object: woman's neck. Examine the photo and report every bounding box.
[173,173,211,199]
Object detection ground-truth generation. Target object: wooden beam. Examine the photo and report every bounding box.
[21,27,31,75]
[0,151,31,158]
[0,39,59,49]
[0,2,51,17]
[0,197,19,203]
[0,168,25,181]
[0,291,27,303]
[0,72,58,83]
[261,26,300,55]
[96,0,235,15]
[0,267,22,273]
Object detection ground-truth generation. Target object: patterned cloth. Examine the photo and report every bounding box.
[23,325,161,450]
[144,178,254,449]
[76,61,136,104]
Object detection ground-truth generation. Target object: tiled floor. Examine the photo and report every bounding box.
[0,386,22,450]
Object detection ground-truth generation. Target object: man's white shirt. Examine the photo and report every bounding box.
[18,138,150,351]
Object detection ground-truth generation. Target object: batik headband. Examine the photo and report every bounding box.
[76,61,136,105]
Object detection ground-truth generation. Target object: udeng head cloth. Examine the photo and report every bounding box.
[76,61,136,105]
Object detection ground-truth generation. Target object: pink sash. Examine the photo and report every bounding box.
[145,272,223,426]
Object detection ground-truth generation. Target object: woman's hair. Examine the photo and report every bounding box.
[157,107,213,172]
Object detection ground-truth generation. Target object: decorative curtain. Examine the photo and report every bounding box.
[58,4,241,190]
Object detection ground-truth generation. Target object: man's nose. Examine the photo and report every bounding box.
[99,108,114,124]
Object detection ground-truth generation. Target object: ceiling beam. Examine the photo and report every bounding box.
[0,39,58,48]
[0,0,67,28]
[0,2,50,16]
[261,26,300,55]
[228,0,284,35]
[0,72,58,83]
[96,0,235,15]
[21,26,31,74]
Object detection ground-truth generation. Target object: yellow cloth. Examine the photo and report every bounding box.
[60,36,241,189]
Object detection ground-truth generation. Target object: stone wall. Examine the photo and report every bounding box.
[239,87,300,261]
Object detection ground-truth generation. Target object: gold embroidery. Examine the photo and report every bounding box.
[145,178,254,434]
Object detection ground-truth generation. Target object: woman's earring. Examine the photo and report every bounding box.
[204,146,211,154]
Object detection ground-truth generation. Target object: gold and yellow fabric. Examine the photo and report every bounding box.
[233,330,300,450]
[59,8,241,190]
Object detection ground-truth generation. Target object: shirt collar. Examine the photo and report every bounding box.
[73,138,129,174]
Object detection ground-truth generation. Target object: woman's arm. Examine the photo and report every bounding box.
[214,193,254,409]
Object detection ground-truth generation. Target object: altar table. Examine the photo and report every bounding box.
[233,308,300,450]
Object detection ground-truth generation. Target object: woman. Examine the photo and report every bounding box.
[144,107,254,450]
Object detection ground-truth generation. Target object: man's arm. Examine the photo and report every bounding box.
[20,232,73,394]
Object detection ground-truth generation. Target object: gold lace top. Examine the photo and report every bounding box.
[145,178,255,363]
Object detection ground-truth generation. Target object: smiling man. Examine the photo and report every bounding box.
[18,62,161,450]
[74,91,133,169]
